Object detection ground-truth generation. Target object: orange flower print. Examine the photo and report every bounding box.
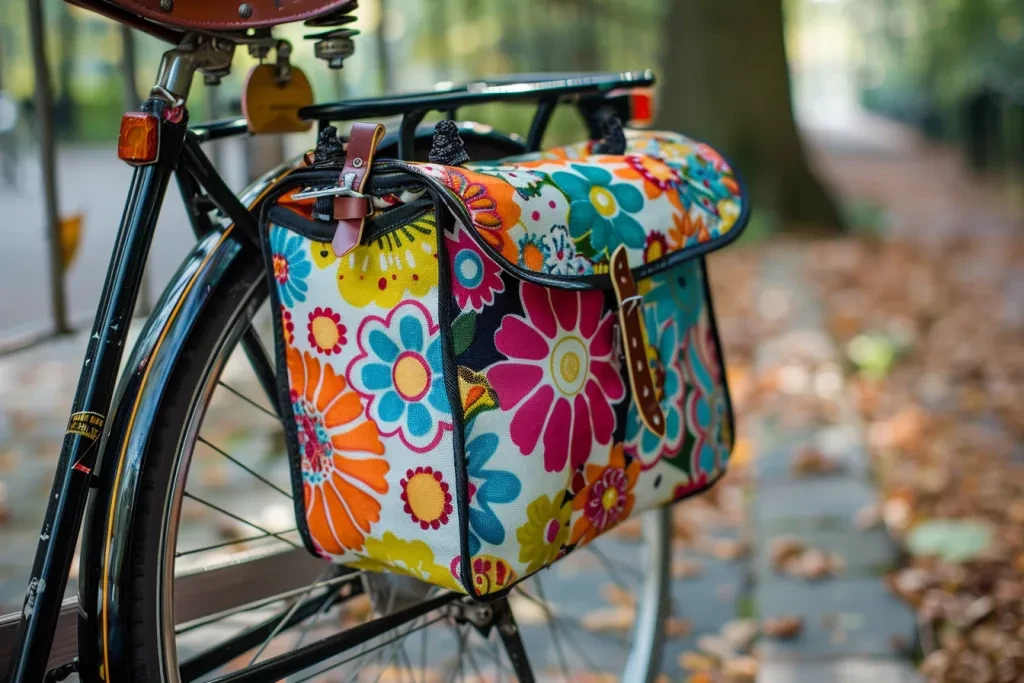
[570,444,641,547]
[442,167,521,262]
[614,154,683,199]
[668,211,709,248]
[287,347,387,555]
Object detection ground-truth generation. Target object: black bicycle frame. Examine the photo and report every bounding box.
[3,31,651,679]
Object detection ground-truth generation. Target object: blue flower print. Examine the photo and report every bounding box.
[646,260,705,330]
[685,153,731,201]
[552,164,646,256]
[349,301,452,452]
[270,226,312,307]
[465,425,522,556]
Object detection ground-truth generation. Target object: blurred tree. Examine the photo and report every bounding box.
[658,0,844,232]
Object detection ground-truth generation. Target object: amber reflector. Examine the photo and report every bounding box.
[630,89,654,127]
[117,112,159,163]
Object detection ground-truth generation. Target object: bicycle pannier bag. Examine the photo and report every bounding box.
[260,124,749,597]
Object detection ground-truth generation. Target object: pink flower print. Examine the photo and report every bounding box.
[447,223,505,312]
[486,282,625,473]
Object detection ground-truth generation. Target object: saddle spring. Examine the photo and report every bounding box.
[304,1,360,69]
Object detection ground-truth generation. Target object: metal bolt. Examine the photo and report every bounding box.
[159,0,173,11]
[351,157,363,168]
[238,3,253,18]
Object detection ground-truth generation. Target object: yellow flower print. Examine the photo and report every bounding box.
[351,532,465,593]
[335,213,439,308]
[516,491,572,574]
[310,240,336,269]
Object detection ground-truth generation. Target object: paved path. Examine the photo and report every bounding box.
[748,251,920,682]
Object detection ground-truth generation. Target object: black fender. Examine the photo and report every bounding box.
[75,167,284,683]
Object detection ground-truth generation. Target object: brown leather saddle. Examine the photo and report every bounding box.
[69,0,352,36]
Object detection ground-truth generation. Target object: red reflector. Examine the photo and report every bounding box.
[629,89,655,127]
[118,112,159,164]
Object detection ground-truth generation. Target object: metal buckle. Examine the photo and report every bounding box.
[292,172,367,200]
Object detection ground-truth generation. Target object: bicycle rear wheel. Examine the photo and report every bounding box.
[109,236,671,682]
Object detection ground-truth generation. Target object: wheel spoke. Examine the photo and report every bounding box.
[182,491,300,549]
[198,435,292,499]
[249,569,332,665]
[176,529,300,558]
[177,570,365,634]
[218,379,284,423]
[585,543,641,589]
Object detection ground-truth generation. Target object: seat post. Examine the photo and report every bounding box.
[151,33,236,104]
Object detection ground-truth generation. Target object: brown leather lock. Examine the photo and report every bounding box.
[331,122,386,257]
[610,245,667,439]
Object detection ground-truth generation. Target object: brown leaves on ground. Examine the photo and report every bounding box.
[760,615,804,639]
[768,535,846,580]
[789,447,842,476]
[678,617,801,681]
[806,231,1024,681]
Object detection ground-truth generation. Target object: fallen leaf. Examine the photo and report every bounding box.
[906,519,993,563]
[696,634,737,660]
[761,615,804,639]
[790,447,841,476]
[581,606,635,633]
[854,502,883,530]
[679,651,717,672]
[720,618,759,653]
[600,583,636,608]
[768,536,805,568]
[722,655,759,681]
[672,557,705,579]
[666,617,694,638]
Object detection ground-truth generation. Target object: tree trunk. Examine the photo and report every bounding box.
[657,0,844,232]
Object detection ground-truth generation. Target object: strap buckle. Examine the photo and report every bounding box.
[292,172,368,201]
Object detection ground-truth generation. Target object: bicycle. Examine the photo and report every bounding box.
[2,2,674,681]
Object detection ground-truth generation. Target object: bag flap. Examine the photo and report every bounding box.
[399,129,748,290]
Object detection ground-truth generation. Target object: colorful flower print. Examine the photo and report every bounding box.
[458,367,498,423]
[286,347,387,554]
[448,223,505,312]
[682,318,731,475]
[624,309,686,467]
[570,444,641,547]
[643,232,669,264]
[672,471,710,500]
[541,225,593,276]
[516,491,572,574]
[614,154,683,199]
[441,167,522,263]
[352,532,463,593]
[334,213,439,309]
[310,240,335,269]
[552,163,646,257]
[646,260,705,330]
[669,210,710,247]
[307,307,347,355]
[469,555,517,595]
[270,226,311,307]
[281,306,295,346]
[685,153,732,202]
[486,282,625,473]
[400,466,453,530]
[466,429,522,555]
[517,233,548,272]
[348,300,452,452]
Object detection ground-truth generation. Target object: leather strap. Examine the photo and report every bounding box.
[610,245,666,439]
[331,122,386,257]
[100,0,353,31]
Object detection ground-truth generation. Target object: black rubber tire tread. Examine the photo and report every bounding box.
[121,247,266,682]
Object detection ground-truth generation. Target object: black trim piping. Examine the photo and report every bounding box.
[432,204,479,597]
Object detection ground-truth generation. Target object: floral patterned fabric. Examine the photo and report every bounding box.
[264,128,745,597]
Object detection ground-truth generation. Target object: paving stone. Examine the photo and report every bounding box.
[759,657,923,683]
[754,577,917,659]
[754,478,876,536]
